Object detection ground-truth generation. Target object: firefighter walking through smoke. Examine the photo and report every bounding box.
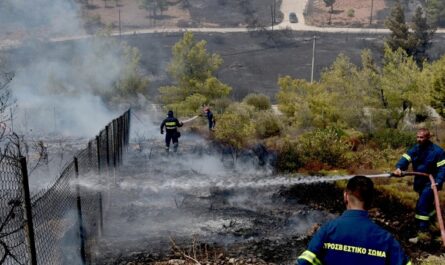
[393,127,445,244]
[160,110,183,152]
[297,176,411,265]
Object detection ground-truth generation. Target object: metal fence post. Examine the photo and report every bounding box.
[98,192,103,237]
[19,156,37,265]
[74,157,86,264]
[118,117,122,164]
[87,141,92,171]
[127,109,131,146]
[96,135,101,175]
[113,120,117,167]
[105,125,110,169]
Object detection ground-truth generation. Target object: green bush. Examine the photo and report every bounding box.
[254,111,283,138]
[370,129,416,149]
[347,8,355,17]
[211,97,233,114]
[297,128,350,168]
[274,139,303,172]
[419,255,445,265]
[243,93,271,111]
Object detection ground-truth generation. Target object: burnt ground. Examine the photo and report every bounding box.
[122,30,445,102]
[91,135,443,265]
[7,30,445,104]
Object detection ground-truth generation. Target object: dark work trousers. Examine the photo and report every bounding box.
[416,187,435,231]
[165,131,179,149]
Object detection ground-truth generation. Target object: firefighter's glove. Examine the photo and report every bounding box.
[161,130,164,134]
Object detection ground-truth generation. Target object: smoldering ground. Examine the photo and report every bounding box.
[72,114,339,264]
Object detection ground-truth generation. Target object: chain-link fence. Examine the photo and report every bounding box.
[0,109,131,265]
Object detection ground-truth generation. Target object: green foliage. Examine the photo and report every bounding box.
[297,128,350,168]
[242,93,271,111]
[385,1,410,52]
[428,55,445,117]
[214,103,255,150]
[420,255,445,265]
[347,9,355,18]
[277,54,371,131]
[426,0,445,27]
[159,32,231,113]
[112,44,150,106]
[211,97,233,114]
[380,45,426,128]
[385,3,435,63]
[254,110,282,138]
[166,93,207,116]
[410,7,436,63]
[277,76,338,129]
[272,138,303,172]
[320,54,369,129]
[369,129,416,149]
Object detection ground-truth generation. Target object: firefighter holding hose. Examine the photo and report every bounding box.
[393,127,445,244]
[160,110,183,152]
[296,176,411,265]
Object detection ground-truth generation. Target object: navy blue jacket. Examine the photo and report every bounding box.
[160,117,182,134]
[297,210,411,265]
[395,141,445,192]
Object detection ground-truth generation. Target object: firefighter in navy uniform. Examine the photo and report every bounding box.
[393,127,445,243]
[296,176,411,265]
[160,110,183,152]
[203,106,215,131]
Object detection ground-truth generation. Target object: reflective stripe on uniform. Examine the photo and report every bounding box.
[437,159,445,167]
[298,250,322,265]
[406,261,412,265]
[165,121,177,129]
[402,154,411,162]
[429,210,436,217]
[415,214,430,221]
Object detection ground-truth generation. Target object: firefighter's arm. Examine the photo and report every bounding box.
[177,119,183,127]
[296,226,325,265]
[160,121,165,134]
[388,236,412,265]
[395,148,415,174]
[435,151,445,189]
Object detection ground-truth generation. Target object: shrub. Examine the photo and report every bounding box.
[243,93,271,111]
[254,111,283,138]
[272,138,303,172]
[211,97,233,114]
[369,129,416,149]
[343,148,402,171]
[297,128,351,168]
[214,103,255,150]
[347,9,355,17]
[420,255,445,265]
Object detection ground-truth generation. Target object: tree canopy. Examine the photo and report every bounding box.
[159,32,232,116]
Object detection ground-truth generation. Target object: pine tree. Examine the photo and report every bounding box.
[409,7,436,64]
[385,1,410,52]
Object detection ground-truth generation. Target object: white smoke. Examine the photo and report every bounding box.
[2,0,131,137]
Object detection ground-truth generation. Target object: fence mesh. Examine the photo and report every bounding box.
[0,109,131,265]
[0,156,29,265]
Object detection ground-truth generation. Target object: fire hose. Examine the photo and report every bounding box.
[365,171,445,247]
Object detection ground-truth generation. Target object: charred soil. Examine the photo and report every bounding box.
[94,141,443,265]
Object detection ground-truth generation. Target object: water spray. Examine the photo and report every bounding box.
[181,115,199,124]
